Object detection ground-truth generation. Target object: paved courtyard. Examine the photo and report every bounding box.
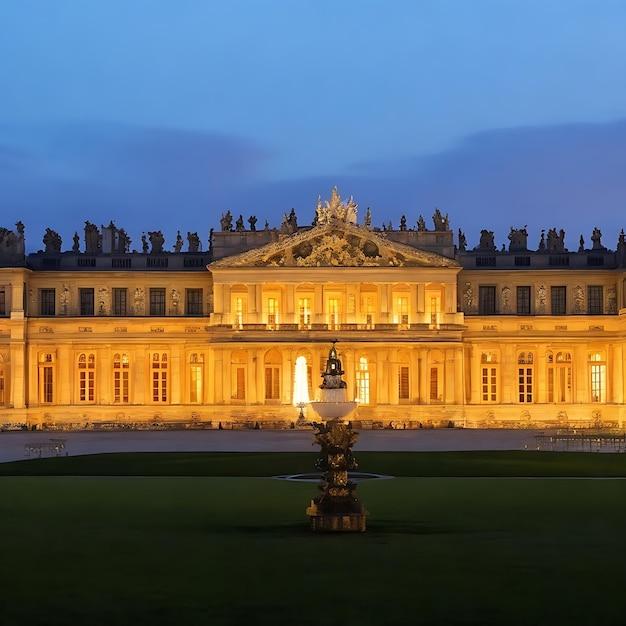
[0,428,541,463]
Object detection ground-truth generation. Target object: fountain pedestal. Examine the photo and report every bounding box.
[306,342,369,532]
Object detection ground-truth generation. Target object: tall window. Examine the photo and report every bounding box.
[428,294,440,327]
[38,353,54,403]
[398,366,410,401]
[150,288,166,316]
[113,288,127,316]
[551,286,567,315]
[40,289,55,316]
[393,296,409,327]
[267,297,279,329]
[587,286,603,315]
[479,286,496,315]
[356,357,370,405]
[79,288,94,316]
[113,353,129,403]
[78,353,95,402]
[362,295,375,328]
[328,298,340,330]
[151,353,168,402]
[589,353,606,403]
[517,286,531,315]
[481,352,498,402]
[547,351,572,402]
[189,353,204,403]
[264,349,281,400]
[517,352,534,403]
[0,289,5,316]
[186,289,203,316]
[298,298,312,329]
[231,351,247,401]
[0,359,5,405]
[234,296,245,329]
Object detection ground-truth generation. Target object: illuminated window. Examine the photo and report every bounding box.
[151,353,168,402]
[362,295,375,328]
[398,366,410,401]
[78,353,95,402]
[427,293,441,327]
[298,298,312,329]
[188,353,204,403]
[328,298,340,330]
[481,352,498,402]
[267,297,279,329]
[589,353,606,403]
[113,353,130,404]
[231,351,247,401]
[38,353,55,403]
[234,296,245,329]
[356,357,370,405]
[517,352,534,403]
[393,295,409,327]
[547,351,572,402]
[264,349,281,401]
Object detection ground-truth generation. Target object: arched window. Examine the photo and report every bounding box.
[356,357,370,405]
[113,353,130,404]
[189,353,204,403]
[547,351,572,403]
[517,352,534,403]
[78,353,96,403]
[589,352,606,403]
[151,353,168,403]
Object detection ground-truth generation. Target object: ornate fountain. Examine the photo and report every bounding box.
[306,342,369,532]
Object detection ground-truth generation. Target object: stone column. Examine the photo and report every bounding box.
[469,345,481,404]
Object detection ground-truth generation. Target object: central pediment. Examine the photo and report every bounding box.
[209,221,459,269]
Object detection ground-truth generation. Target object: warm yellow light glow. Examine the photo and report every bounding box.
[293,355,310,405]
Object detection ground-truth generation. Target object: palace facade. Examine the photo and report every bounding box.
[1,188,625,429]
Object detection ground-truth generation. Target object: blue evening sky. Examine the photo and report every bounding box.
[1,0,626,252]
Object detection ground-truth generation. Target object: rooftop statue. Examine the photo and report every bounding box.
[458,229,467,251]
[546,228,566,253]
[508,226,528,251]
[248,215,257,232]
[315,187,358,226]
[187,231,200,252]
[0,221,26,262]
[220,211,233,232]
[148,230,164,254]
[43,228,62,253]
[591,227,606,251]
[117,228,131,253]
[84,221,101,253]
[174,231,183,252]
[235,215,245,232]
[417,215,426,231]
[432,207,450,231]
[364,207,372,229]
[476,229,496,251]
[399,215,407,231]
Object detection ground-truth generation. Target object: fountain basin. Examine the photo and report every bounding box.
[309,401,357,419]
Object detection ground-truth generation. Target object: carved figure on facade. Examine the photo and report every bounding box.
[508,226,528,251]
[84,221,101,253]
[43,228,62,253]
[501,286,511,313]
[134,287,145,315]
[235,215,245,232]
[248,215,257,231]
[98,287,110,315]
[475,229,496,251]
[315,187,357,226]
[606,286,617,314]
[536,285,547,314]
[220,211,233,232]
[591,227,605,251]
[187,231,200,252]
[432,208,449,231]
[458,229,467,251]
[294,234,382,267]
[171,288,180,312]
[174,231,183,252]
[573,285,584,314]
[463,282,476,313]
[148,230,164,253]
[60,284,70,314]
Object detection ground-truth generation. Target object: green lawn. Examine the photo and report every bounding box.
[1,453,625,625]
